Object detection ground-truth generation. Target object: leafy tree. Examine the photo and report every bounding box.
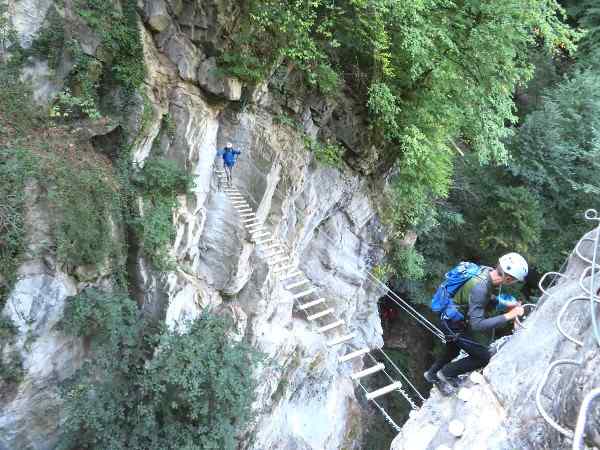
[59,289,260,450]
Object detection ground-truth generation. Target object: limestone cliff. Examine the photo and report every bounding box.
[0,1,392,449]
[391,226,600,450]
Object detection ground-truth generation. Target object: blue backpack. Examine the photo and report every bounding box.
[431,262,482,322]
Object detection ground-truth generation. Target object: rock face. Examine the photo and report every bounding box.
[0,1,390,449]
[391,227,600,450]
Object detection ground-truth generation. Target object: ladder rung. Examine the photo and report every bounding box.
[265,250,285,259]
[298,297,326,310]
[242,218,258,223]
[273,264,294,274]
[366,382,402,401]
[256,238,274,245]
[252,232,270,238]
[339,348,370,363]
[281,270,303,281]
[240,213,256,218]
[246,224,264,231]
[307,308,334,321]
[317,320,345,333]
[292,288,317,300]
[328,333,355,347]
[351,363,385,380]
[239,208,253,213]
[270,256,290,265]
[262,243,284,251]
[231,201,247,205]
[285,279,310,290]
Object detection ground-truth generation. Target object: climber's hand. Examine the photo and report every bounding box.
[504,305,524,320]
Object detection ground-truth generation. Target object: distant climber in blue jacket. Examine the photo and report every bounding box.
[218,142,241,186]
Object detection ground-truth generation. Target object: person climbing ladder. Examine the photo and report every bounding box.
[218,142,241,186]
[424,253,527,396]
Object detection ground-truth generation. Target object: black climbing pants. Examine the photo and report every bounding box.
[429,320,491,378]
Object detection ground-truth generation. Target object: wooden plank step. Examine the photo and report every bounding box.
[285,279,310,290]
[317,320,345,333]
[366,382,402,401]
[328,333,355,347]
[281,270,303,281]
[351,363,385,380]
[273,263,294,274]
[298,298,325,310]
[307,308,334,321]
[338,348,370,363]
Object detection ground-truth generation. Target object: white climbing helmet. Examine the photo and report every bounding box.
[499,252,528,282]
[226,142,233,148]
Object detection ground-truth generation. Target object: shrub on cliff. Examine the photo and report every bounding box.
[58,289,260,450]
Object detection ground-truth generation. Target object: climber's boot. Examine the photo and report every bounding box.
[435,370,459,396]
[423,368,439,384]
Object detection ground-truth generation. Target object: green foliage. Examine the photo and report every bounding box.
[29,5,65,70]
[479,186,543,257]
[393,246,425,282]
[0,149,37,292]
[45,155,122,268]
[131,158,192,270]
[59,289,260,450]
[74,0,145,94]
[0,316,22,384]
[304,136,344,167]
[367,82,401,140]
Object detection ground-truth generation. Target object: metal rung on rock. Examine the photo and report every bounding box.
[285,279,310,290]
[328,333,355,347]
[273,264,294,274]
[270,256,290,265]
[253,232,270,238]
[256,238,274,245]
[317,320,345,333]
[246,224,264,230]
[307,308,333,321]
[292,287,317,301]
[265,250,285,259]
[240,213,256,218]
[239,209,253,213]
[338,348,370,363]
[366,382,402,400]
[298,298,325,310]
[263,242,283,251]
[351,363,385,380]
[281,270,302,281]
[242,218,258,223]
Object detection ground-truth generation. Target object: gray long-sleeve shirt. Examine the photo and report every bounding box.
[467,269,508,332]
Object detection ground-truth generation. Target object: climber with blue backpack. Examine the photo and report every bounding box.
[424,253,528,396]
[217,142,241,186]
